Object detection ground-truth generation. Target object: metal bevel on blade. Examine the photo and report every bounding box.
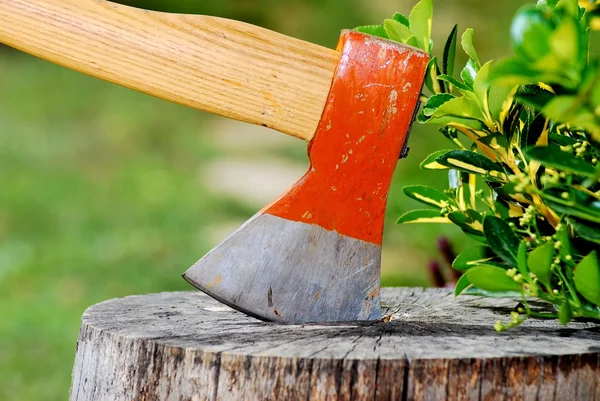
[183,214,382,323]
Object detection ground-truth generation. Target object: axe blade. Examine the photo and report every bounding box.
[184,30,429,323]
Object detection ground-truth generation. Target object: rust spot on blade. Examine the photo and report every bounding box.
[367,287,380,299]
[315,292,322,300]
[273,308,281,318]
[206,275,222,289]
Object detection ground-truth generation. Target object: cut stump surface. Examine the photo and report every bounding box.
[70,288,600,400]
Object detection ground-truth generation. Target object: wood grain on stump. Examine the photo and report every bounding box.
[70,288,600,401]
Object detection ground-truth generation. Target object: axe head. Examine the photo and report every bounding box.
[184,31,429,323]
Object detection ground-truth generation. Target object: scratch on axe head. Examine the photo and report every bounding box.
[184,30,429,323]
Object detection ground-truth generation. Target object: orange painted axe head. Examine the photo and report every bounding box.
[184,31,429,323]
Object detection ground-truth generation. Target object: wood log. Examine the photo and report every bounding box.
[70,288,600,401]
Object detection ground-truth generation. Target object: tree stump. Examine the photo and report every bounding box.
[70,288,600,401]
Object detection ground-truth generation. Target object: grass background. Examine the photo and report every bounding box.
[0,0,522,399]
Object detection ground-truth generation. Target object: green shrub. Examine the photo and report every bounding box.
[358,0,600,330]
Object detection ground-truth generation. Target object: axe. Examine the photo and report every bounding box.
[0,0,429,322]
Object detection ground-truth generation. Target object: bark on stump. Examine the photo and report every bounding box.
[70,288,600,401]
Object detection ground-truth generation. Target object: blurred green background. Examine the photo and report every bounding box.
[0,0,523,399]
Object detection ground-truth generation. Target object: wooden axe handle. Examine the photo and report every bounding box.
[0,0,341,140]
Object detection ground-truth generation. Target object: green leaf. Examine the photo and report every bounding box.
[543,96,600,136]
[422,93,455,116]
[424,56,440,94]
[473,61,492,111]
[461,28,481,68]
[526,145,598,178]
[528,242,554,289]
[495,181,534,204]
[517,241,529,277]
[403,185,453,208]
[568,219,600,245]
[384,19,412,43]
[443,25,458,76]
[582,301,600,318]
[354,25,388,39]
[396,209,450,224]
[454,273,472,296]
[570,112,600,138]
[461,59,478,88]
[466,265,522,292]
[392,12,410,27]
[548,132,577,147]
[489,57,531,85]
[556,0,580,17]
[405,36,420,48]
[545,199,600,224]
[521,113,548,148]
[453,245,494,270]
[464,232,489,245]
[448,210,484,235]
[436,150,506,180]
[437,74,471,92]
[511,6,553,62]
[429,96,486,121]
[409,0,433,52]
[515,85,554,111]
[543,95,577,122]
[549,18,579,62]
[420,149,452,170]
[488,85,516,123]
[574,251,600,306]
[488,57,562,87]
[462,287,522,297]
[457,171,476,209]
[423,115,486,130]
[559,300,573,325]
[494,198,511,219]
[483,216,521,267]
